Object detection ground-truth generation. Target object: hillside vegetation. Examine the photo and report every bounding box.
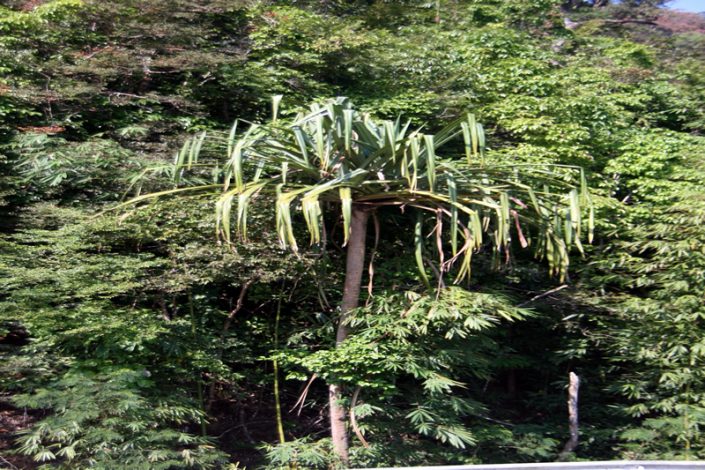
[1,0,704,468]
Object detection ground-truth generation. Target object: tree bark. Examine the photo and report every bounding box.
[329,207,369,466]
[558,371,580,460]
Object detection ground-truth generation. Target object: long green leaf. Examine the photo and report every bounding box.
[415,213,431,289]
[340,187,352,246]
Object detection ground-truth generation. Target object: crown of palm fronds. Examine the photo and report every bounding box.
[123,97,593,283]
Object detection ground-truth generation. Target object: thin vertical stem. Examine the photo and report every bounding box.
[273,289,286,445]
[684,382,691,460]
[189,291,207,437]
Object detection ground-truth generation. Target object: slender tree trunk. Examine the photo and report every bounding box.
[558,371,580,460]
[329,207,369,466]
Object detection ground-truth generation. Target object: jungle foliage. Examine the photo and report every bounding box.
[1,0,704,468]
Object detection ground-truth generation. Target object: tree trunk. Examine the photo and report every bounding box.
[329,206,369,466]
[558,371,580,460]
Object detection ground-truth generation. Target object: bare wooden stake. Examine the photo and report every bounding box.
[558,371,580,461]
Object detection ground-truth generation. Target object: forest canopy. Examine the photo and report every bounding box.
[1,0,704,468]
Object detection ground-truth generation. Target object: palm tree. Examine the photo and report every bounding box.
[121,96,592,465]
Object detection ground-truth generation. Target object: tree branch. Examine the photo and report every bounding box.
[518,284,568,307]
[221,280,253,335]
[349,386,370,448]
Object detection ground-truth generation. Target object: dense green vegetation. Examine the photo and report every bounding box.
[1,0,704,468]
